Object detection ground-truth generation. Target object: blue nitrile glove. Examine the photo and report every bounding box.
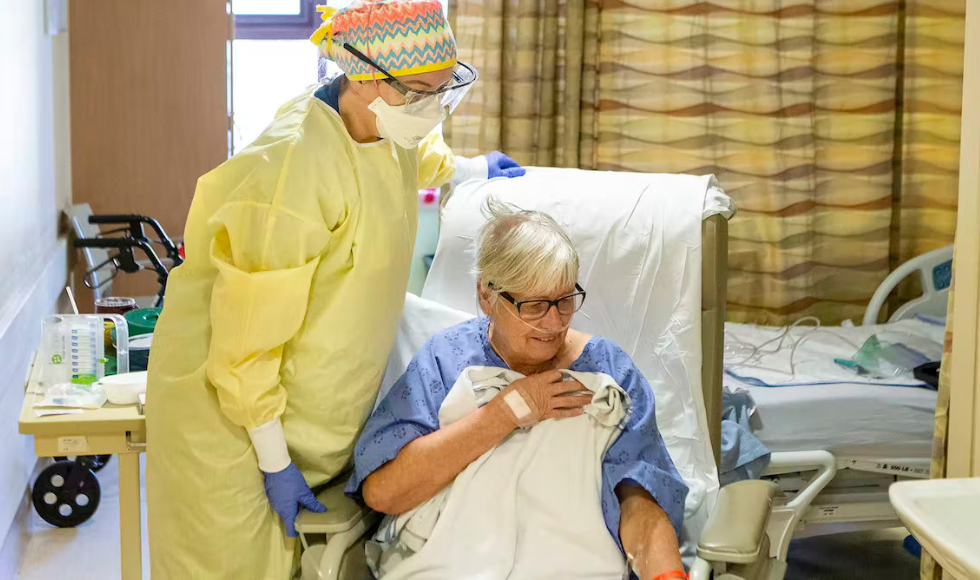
[263,462,326,537]
[485,151,526,178]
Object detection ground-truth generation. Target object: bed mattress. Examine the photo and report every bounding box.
[723,318,943,467]
[728,376,937,466]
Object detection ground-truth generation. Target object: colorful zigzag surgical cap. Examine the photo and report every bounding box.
[310,0,457,81]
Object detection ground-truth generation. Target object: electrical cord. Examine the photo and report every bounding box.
[724,316,862,380]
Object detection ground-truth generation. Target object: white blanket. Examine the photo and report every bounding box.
[371,366,632,580]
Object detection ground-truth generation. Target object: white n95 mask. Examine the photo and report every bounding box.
[368,95,446,149]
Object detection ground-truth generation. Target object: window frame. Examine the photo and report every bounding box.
[233,0,321,40]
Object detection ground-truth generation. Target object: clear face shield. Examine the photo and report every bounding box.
[343,43,477,114]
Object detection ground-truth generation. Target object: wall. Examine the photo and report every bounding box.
[69,0,230,304]
[0,0,73,569]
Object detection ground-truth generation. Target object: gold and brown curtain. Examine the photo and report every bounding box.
[447,0,965,324]
[447,0,588,167]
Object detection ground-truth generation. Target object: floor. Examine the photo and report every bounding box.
[13,460,921,579]
[16,457,149,580]
[786,529,920,580]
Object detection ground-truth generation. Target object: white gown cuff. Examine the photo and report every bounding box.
[450,155,489,185]
[247,418,291,473]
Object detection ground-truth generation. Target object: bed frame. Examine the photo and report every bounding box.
[741,246,951,569]
[701,213,900,574]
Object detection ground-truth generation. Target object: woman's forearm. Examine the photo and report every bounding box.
[362,398,516,514]
[617,484,684,580]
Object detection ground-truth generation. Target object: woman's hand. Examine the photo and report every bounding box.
[263,463,326,537]
[485,151,526,178]
[361,370,589,514]
[495,370,592,428]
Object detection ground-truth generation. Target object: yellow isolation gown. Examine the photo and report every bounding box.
[145,86,455,578]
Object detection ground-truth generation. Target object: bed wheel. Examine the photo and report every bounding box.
[32,461,102,528]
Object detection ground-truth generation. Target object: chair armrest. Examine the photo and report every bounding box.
[763,450,836,510]
[698,480,777,565]
[296,476,372,535]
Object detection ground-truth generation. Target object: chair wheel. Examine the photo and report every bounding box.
[32,461,101,528]
[53,454,111,472]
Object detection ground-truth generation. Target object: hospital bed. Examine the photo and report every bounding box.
[727,246,952,552]
[294,169,788,580]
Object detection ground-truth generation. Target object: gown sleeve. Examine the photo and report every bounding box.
[596,341,690,545]
[204,135,338,431]
[346,339,450,496]
[417,131,456,189]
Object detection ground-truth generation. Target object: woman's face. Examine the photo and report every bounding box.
[480,283,577,366]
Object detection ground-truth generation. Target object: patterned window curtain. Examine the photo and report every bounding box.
[896,0,964,316]
[447,0,964,325]
[446,0,588,167]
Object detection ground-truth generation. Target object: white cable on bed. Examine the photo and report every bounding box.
[724,317,862,381]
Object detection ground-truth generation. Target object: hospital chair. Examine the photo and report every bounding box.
[295,169,783,580]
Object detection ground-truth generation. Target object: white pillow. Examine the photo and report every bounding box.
[378,293,474,405]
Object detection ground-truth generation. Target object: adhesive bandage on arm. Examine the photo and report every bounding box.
[500,385,540,428]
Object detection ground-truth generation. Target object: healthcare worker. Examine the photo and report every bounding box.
[145,0,524,576]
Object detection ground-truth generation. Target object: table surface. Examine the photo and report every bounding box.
[890,478,980,580]
[18,355,145,437]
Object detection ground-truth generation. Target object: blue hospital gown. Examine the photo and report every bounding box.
[346,317,689,549]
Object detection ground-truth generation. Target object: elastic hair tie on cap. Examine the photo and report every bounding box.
[310,5,339,58]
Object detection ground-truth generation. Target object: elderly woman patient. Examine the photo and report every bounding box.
[346,201,689,580]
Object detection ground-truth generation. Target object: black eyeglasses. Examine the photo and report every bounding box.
[342,43,477,113]
[492,283,587,321]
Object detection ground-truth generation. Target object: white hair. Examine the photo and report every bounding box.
[475,198,579,298]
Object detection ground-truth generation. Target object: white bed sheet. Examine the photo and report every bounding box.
[723,319,941,463]
[724,319,945,387]
[728,375,937,462]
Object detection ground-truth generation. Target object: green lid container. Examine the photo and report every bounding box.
[125,308,162,336]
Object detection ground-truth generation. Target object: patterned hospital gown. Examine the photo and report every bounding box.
[346,317,689,549]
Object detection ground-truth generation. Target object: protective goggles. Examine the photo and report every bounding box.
[494,283,587,322]
[343,43,477,113]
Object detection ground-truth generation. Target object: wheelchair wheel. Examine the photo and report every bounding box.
[32,461,101,528]
[53,454,111,472]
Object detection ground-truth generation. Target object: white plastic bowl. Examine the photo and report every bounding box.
[95,371,148,405]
